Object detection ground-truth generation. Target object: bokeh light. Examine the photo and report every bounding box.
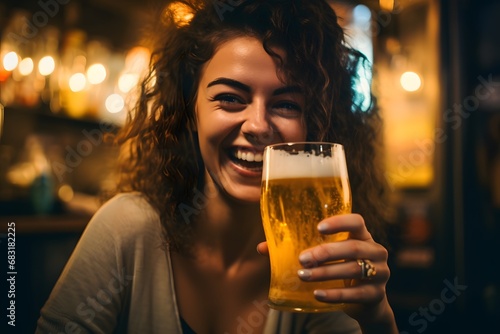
[18,58,34,76]
[400,71,422,92]
[87,63,107,84]
[38,56,56,76]
[105,93,124,113]
[353,4,371,26]
[3,51,19,71]
[118,73,139,93]
[69,73,87,92]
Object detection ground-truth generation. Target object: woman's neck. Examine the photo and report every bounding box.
[190,181,265,268]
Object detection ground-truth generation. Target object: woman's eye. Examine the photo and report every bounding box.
[273,102,302,117]
[212,94,246,110]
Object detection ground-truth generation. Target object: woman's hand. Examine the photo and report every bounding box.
[257,213,399,333]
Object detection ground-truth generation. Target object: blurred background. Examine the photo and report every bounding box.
[0,0,499,333]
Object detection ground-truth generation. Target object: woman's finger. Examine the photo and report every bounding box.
[313,283,386,305]
[299,238,388,268]
[297,258,390,283]
[318,213,372,241]
[256,241,269,256]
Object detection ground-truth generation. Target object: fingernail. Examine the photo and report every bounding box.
[317,222,328,233]
[297,269,312,280]
[314,290,327,298]
[256,245,262,255]
[299,252,315,267]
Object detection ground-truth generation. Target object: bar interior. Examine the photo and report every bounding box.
[1,0,499,332]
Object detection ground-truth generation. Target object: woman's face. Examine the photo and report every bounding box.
[195,36,307,203]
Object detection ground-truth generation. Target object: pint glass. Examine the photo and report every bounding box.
[260,142,351,312]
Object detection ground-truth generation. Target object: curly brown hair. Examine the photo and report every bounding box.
[110,0,390,251]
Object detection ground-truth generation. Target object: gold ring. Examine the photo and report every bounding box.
[357,259,376,280]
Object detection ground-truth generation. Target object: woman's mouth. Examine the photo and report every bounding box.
[229,148,264,172]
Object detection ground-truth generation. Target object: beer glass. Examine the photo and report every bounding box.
[260,142,351,312]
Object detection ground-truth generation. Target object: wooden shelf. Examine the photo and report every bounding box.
[0,213,91,234]
[3,105,118,129]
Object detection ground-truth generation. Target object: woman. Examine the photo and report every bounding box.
[37,0,399,333]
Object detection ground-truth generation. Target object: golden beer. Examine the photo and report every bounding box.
[261,143,351,312]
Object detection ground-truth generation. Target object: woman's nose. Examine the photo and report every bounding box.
[241,103,275,145]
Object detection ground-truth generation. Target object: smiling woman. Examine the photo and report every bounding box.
[36,1,399,333]
[196,37,307,202]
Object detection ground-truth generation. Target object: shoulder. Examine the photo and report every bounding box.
[36,193,164,334]
[84,192,162,244]
[95,192,159,223]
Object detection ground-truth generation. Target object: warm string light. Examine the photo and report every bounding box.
[0,9,150,125]
[1,52,55,76]
[0,41,151,122]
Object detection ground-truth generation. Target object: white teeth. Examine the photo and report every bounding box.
[235,150,263,162]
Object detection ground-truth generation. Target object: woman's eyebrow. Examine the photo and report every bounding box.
[206,77,301,96]
[207,77,251,92]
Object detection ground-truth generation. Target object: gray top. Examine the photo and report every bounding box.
[36,193,361,334]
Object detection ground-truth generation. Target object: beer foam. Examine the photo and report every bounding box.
[262,150,349,180]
